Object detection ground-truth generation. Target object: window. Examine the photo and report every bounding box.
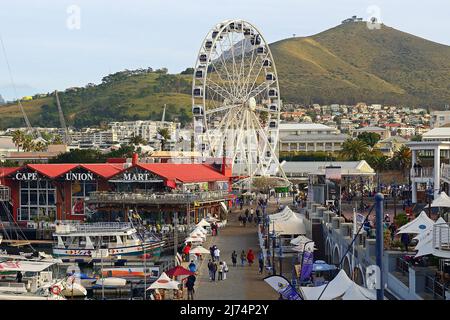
[19,180,56,221]
[71,181,97,216]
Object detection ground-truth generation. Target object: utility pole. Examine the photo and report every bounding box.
[174,211,179,266]
[375,193,385,300]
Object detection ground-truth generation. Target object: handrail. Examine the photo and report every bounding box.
[86,190,230,204]
[433,223,450,252]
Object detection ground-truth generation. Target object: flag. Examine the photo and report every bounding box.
[300,250,314,281]
[264,275,302,300]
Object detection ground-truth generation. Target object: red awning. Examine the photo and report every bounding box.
[137,163,228,183]
[0,167,21,178]
[80,164,124,179]
[26,164,79,178]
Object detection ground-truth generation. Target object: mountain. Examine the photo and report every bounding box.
[270,21,450,106]
[0,69,193,129]
[1,21,449,130]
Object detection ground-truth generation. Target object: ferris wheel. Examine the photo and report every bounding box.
[192,19,287,181]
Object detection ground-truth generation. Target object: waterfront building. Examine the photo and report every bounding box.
[407,127,450,203]
[109,120,177,146]
[352,126,390,139]
[0,155,232,225]
[278,123,348,153]
[373,136,408,157]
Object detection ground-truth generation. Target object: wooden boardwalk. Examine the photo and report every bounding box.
[194,205,279,300]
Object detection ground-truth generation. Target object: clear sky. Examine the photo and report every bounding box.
[0,0,449,100]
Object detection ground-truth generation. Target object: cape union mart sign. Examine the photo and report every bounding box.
[110,172,164,182]
[14,172,95,181]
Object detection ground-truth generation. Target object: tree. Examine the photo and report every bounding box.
[411,135,422,142]
[356,132,381,148]
[338,139,369,161]
[50,149,105,163]
[394,145,412,177]
[33,141,48,152]
[180,68,194,75]
[12,130,25,152]
[156,127,171,151]
[129,134,147,146]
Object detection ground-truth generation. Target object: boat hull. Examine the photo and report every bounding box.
[53,242,163,260]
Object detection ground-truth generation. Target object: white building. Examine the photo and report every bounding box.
[430,111,450,129]
[278,123,349,153]
[408,127,450,203]
[109,120,177,144]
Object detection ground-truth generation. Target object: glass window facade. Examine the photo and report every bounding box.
[71,181,97,215]
[18,180,56,221]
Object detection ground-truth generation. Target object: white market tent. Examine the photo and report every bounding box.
[290,235,312,246]
[184,236,204,243]
[431,192,450,208]
[147,272,180,290]
[193,227,207,234]
[299,270,376,300]
[290,235,315,252]
[189,230,206,239]
[269,206,306,235]
[397,211,434,235]
[189,246,211,254]
[196,219,211,228]
[414,217,449,258]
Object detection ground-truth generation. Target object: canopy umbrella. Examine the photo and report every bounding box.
[165,266,194,278]
[290,235,313,246]
[193,226,207,234]
[414,217,449,258]
[397,211,434,235]
[299,270,376,300]
[189,246,211,254]
[184,236,204,243]
[147,272,180,290]
[196,219,211,227]
[312,260,336,272]
[431,192,450,208]
[190,231,206,239]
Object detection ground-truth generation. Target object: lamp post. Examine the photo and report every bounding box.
[375,193,385,300]
[360,177,364,211]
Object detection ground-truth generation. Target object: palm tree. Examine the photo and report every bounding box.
[52,135,63,145]
[129,134,147,146]
[21,136,34,152]
[394,145,412,177]
[12,130,25,152]
[156,127,171,151]
[339,139,369,161]
[34,141,47,152]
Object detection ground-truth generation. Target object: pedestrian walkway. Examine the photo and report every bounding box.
[195,206,279,300]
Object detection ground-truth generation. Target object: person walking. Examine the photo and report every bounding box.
[238,214,243,226]
[218,261,224,281]
[231,251,237,267]
[242,215,247,227]
[248,214,253,224]
[247,249,255,266]
[240,250,246,266]
[258,251,264,274]
[214,247,220,262]
[401,233,410,252]
[185,274,196,300]
[207,259,214,281]
[209,245,216,261]
[222,261,228,280]
[212,261,217,281]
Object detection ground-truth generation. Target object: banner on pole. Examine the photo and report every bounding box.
[264,275,302,300]
[300,250,314,282]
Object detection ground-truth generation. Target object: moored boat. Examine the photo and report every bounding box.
[52,222,164,261]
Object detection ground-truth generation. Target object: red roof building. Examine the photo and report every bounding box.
[0,159,232,225]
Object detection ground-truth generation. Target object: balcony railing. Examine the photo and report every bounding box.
[410,167,434,178]
[433,222,450,253]
[86,190,231,205]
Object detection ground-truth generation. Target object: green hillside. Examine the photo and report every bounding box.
[0,68,193,129]
[1,22,450,130]
[270,22,450,106]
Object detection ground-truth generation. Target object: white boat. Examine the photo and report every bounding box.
[0,257,66,300]
[60,282,87,297]
[94,277,127,288]
[52,222,164,260]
